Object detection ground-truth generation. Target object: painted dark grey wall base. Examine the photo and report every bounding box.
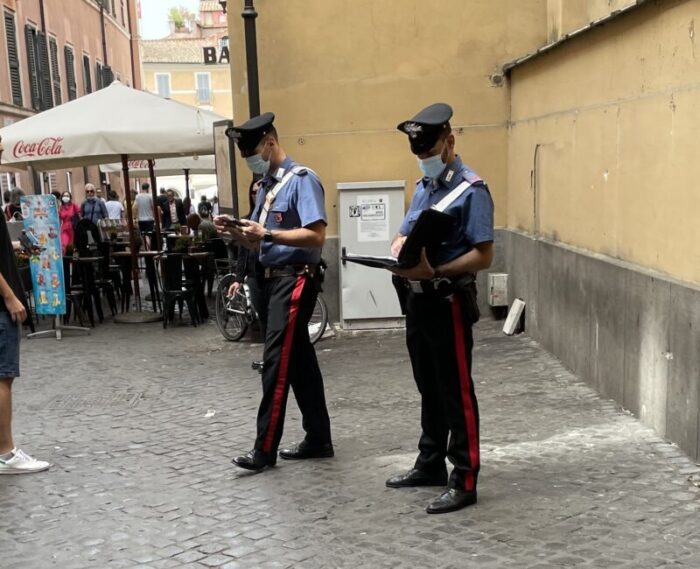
[500,229,700,461]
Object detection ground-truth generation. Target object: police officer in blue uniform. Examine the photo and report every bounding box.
[386,103,494,513]
[218,113,333,472]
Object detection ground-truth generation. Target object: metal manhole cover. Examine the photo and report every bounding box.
[44,392,144,410]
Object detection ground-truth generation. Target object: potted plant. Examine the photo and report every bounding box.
[174,236,190,253]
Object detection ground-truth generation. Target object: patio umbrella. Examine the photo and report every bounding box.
[100,155,216,177]
[0,81,228,320]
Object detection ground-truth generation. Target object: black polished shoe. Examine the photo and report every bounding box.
[278,441,334,460]
[385,468,448,488]
[251,360,264,373]
[426,488,477,514]
[231,449,276,472]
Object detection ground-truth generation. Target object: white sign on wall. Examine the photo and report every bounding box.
[356,194,389,242]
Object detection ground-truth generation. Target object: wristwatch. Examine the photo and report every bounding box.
[264,230,274,243]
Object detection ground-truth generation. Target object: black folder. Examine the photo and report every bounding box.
[343,208,456,269]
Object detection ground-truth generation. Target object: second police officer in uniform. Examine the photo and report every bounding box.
[218,112,334,472]
[386,103,494,513]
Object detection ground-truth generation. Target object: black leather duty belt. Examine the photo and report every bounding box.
[262,264,317,279]
[406,278,454,296]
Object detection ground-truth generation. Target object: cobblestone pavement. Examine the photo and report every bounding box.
[3,315,700,568]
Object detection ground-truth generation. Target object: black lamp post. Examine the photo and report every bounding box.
[242,0,260,117]
[218,0,227,13]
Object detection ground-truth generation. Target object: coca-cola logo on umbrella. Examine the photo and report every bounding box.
[12,137,64,159]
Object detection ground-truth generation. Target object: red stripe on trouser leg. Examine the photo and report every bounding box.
[451,296,480,492]
[262,276,306,452]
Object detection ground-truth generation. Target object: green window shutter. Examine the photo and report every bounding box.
[4,10,22,106]
[24,25,41,110]
[64,46,77,101]
[49,37,61,105]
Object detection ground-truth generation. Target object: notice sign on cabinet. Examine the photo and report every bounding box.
[357,194,389,242]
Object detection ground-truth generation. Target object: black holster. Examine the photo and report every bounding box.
[452,274,480,324]
[392,275,408,315]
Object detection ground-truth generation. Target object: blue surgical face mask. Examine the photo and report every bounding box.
[417,153,446,179]
[245,151,271,175]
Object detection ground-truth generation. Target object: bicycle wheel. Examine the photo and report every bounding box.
[308,295,328,345]
[215,274,249,341]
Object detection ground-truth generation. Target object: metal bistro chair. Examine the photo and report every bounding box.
[159,254,198,328]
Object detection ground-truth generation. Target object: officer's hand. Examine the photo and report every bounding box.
[239,219,265,242]
[227,281,241,298]
[389,248,435,280]
[391,235,407,258]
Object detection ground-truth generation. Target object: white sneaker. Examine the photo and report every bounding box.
[0,448,51,474]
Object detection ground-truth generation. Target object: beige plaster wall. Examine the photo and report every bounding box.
[546,0,640,41]
[226,0,548,235]
[509,0,700,284]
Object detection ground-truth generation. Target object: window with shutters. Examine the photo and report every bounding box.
[64,45,77,100]
[24,25,41,110]
[111,0,116,17]
[95,61,103,90]
[155,73,170,98]
[4,10,22,107]
[82,54,92,94]
[102,65,114,86]
[195,72,211,104]
[24,25,53,110]
[48,36,61,105]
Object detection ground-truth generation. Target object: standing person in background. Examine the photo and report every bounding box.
[7,189,24,221]
[80,184,107,224]
[95,185,107,204]
[134,183,156,249]
[198,195,212,218]
[160,189,187,229]
[58,191,80,254]
[211,196,220,217]
[105,191,124,221]
[2,190,11,221]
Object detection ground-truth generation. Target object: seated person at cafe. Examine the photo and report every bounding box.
[198,211,218,241]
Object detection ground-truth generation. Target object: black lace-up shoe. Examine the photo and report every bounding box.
[385,468,448,488]
[426,488,477,514]
[232,449,276,472]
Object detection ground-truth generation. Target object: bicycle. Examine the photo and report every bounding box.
[215,272,329,344]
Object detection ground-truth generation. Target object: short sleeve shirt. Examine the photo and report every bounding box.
[251,156,327,266]
[398,155,494,266]
[134,193,154,221]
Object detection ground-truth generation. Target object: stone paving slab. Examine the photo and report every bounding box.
[2,316,700,568]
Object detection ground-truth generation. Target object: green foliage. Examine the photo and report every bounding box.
[169,6,194,29]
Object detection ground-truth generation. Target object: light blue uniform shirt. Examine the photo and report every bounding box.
[399,156,494,267]
[252,156,327,267]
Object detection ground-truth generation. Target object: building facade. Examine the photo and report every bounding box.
[0,0,140,200]
[141,1,231,118]
[225,0,549,320]
[503,0,700,460]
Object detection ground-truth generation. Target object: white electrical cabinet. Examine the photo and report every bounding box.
[338,181,405,329]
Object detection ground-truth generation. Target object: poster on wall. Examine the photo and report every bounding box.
[357,194,390,242]
[20,194,66,315]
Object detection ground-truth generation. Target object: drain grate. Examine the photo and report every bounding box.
[44,392,144,410]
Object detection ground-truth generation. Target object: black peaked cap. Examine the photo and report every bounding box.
[226,112,276,153]
[397,103,453,155]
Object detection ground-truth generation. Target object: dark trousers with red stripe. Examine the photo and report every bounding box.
[254,274,332,454]
[405,290,480,492]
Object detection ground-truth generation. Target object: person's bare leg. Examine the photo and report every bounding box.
[0,378,14,454]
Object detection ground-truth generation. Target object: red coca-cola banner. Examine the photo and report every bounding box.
[12,137,64,159]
